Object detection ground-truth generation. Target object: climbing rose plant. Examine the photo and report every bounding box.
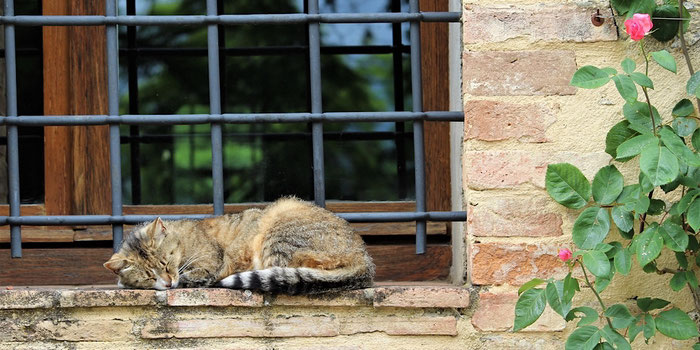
[514,2,700,349]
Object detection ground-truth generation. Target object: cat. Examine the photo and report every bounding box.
[103,197,375,295]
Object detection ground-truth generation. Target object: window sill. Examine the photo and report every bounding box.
[0,282,470,310]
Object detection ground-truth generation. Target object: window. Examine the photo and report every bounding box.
[0,0,464,285]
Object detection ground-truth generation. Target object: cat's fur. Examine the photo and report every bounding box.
[104,197,375,294]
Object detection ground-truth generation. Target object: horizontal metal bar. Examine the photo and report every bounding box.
[118,131,413,144]
[0,12,460,26]
[0,211,466,225]
[0,111,463,126]
[116,45,410,57]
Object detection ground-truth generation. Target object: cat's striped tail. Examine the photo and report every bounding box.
[215,265,374,295]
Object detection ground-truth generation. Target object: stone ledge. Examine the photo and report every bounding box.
[0,285,470,310]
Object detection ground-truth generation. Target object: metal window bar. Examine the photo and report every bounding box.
[1,2,466,258]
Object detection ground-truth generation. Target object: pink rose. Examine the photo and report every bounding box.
[624,13,653,41]
[558,248,573,262]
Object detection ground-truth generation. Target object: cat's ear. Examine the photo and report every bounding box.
[146,217,168,238]
[104,254,127,274]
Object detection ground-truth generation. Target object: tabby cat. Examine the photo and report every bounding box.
[103,197,375,294]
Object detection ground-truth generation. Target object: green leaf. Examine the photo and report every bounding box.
[605,304,636,329]
[660,127,700,166]
[602,67,618,76]
[648,198,666,215]
[629,72,653,89]
[672,99,695,117]
[660,221,689,252]
[651,50,677,73]
[606,121,639,160]
[655,308,699,339]
[670,189,699,215]
[563,273,579,303]
[673,117,699,137]
[611,0,633,15]
[583,250,611,277]
[594,343,615,350]
[687,72,700,96]
[546,281,571,318]
[612,75,638,102]
[693,128,700,151]
[614,247,632,275]
[628,316,643,343]
[566,307,599,326]
[687,271,699,288]
[545,163,591,209]
[621,58,635,74]
[676,252,689,269]
[689,198,700,232]
[612,206,634,234]
[623,101,658,134]
[601,325,632,350]
[670,271,688,291]
[517,278,546,296]
[636,225,664,266]
[616,134,658,160]
[573,207,612,249]
[565,326,602,350]
[661,177,681,193]
[643,313,656,341]
[694,344,700,350]
[639,172,655,193]
[640,144,680,186]
[513,288,547,332]
[595,274,613,293]
[592,165,624,205]
[651,6,681,42]
[571,66,611,89]
[626,0,657,17]
[637,297,670,312]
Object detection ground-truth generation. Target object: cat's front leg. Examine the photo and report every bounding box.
[179,268,218,288]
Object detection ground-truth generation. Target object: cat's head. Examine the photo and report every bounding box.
[104,217,183,290]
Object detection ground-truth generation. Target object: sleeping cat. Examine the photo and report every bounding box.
[103,197,375,294]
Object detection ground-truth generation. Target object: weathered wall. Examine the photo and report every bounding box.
[463,0,699,348]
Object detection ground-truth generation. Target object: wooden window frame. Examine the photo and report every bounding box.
[0,0,453,285]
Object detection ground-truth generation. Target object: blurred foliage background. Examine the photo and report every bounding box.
[119,0,415,204]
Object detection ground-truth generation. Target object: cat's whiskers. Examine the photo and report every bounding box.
[178,254,203,274]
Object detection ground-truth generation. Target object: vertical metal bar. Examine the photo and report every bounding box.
[207,0,224,215]
[126,0,141,205]
[308,0,325,207]
[106,0,123,252]
[4,0,21,257]
[409,0,426,254]
[391,0,407,200]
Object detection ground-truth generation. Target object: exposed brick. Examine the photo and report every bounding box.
[58,289,164,308]
[465,100,555,143]
[463,5,617,44]
[472,292,565,332]
[339,316,457,336]
[463,51,577,96]
[372,286,470,308]
[141,316,339,338]
[464,151,610,190]
[470,243,568,285]
[167,288,263,307]
[468,196,562,237]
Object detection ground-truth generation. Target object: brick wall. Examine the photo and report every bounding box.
[463,0,697,348]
